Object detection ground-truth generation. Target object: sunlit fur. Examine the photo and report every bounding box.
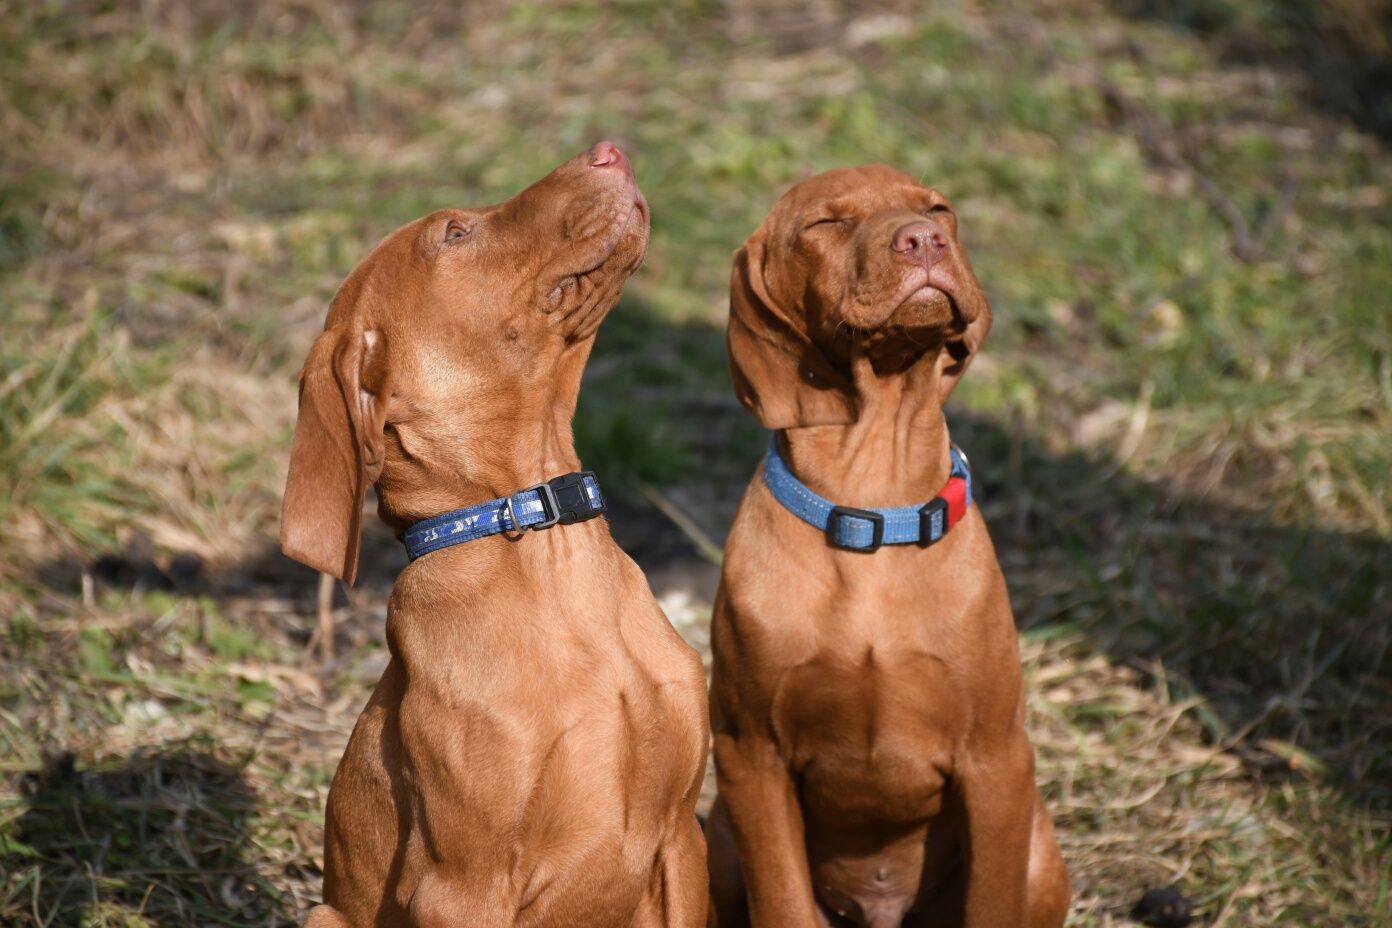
[282,146,709,928]
[708,165,1069,928]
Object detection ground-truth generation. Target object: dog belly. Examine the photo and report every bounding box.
[796,738,950,924]
[778,654,962,926]
[804,810,965,928]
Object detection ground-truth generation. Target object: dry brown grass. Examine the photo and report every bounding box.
[1,1,1388,925]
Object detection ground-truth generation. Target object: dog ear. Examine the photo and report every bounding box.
[727,239,857,430]
[280,325,387,586]
[938,293,991,405]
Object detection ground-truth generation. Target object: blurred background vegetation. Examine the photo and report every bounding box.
[1,1,1388,925]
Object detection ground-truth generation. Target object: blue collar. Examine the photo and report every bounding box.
[762,436,972,552]
[401,471,605,561]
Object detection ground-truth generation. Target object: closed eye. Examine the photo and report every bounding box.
[804,216,852,231]
[919,203,953,218]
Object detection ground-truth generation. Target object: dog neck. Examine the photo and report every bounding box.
[373,340,594,534]
[779,343,953,509]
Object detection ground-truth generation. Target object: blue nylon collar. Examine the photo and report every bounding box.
[762,436,972,552]
[401,472,604,561]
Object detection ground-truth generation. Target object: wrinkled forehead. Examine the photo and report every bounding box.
[772,165,938,224]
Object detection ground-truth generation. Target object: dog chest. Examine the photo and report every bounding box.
[774,650,958,827]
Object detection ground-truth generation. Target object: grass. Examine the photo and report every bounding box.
[1,0,1389,925]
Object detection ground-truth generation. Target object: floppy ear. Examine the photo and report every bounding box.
[939,293,992,405]
[727,239,857,429]
[279,325,387,586]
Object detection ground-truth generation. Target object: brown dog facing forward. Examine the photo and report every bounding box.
[280,143,709,928]
[705,165,1069,928]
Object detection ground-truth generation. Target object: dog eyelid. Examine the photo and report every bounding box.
[804,216,851,231]
[443,220,472,243]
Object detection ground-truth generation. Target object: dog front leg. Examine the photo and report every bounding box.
[302,904,353,928]
[408,871,514,928]
[957,736,1037,928]
[632,814,709,928]
[712,734,822,928]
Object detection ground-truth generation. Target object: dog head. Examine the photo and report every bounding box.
[280,142,649,583]
[729,164,990,429]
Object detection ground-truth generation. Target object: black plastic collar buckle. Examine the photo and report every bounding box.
[508,472,604,534]
[545,470,604,525]
[826,505,884,552]
[918,497,948,547]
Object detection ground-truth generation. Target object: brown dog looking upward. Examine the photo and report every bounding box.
[280,143,709,928]
[705,165,1069,928]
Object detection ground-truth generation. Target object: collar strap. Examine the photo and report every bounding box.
[762,437,972,553]
[401,471,604,561]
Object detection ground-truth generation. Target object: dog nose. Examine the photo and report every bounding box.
[590,141,632,174]
[892,220,950,264]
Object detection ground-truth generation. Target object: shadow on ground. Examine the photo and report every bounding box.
[9,741,299,926]
[22,307,1388,926]
[12,317,1388,928]
[952,410,1391,807]
[592,303,1392,809]
[1111,0,1392,141]
[50,305,1392,809]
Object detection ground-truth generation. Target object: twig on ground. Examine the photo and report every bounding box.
[638,483,724,566]
[1100,83,1299,263]
[304,573,335,665]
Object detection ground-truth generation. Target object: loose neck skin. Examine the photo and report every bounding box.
[779,344,952,508]
[374,338,594,534]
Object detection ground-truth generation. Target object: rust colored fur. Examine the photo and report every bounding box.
[707,165,1069,928]
[281,144,709,928]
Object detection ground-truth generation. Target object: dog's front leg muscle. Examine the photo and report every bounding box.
[407,871,514,928]
[302,904,353,928]
[713,734,821,928]
[958,735,1037,928]
[632,815,709,928]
